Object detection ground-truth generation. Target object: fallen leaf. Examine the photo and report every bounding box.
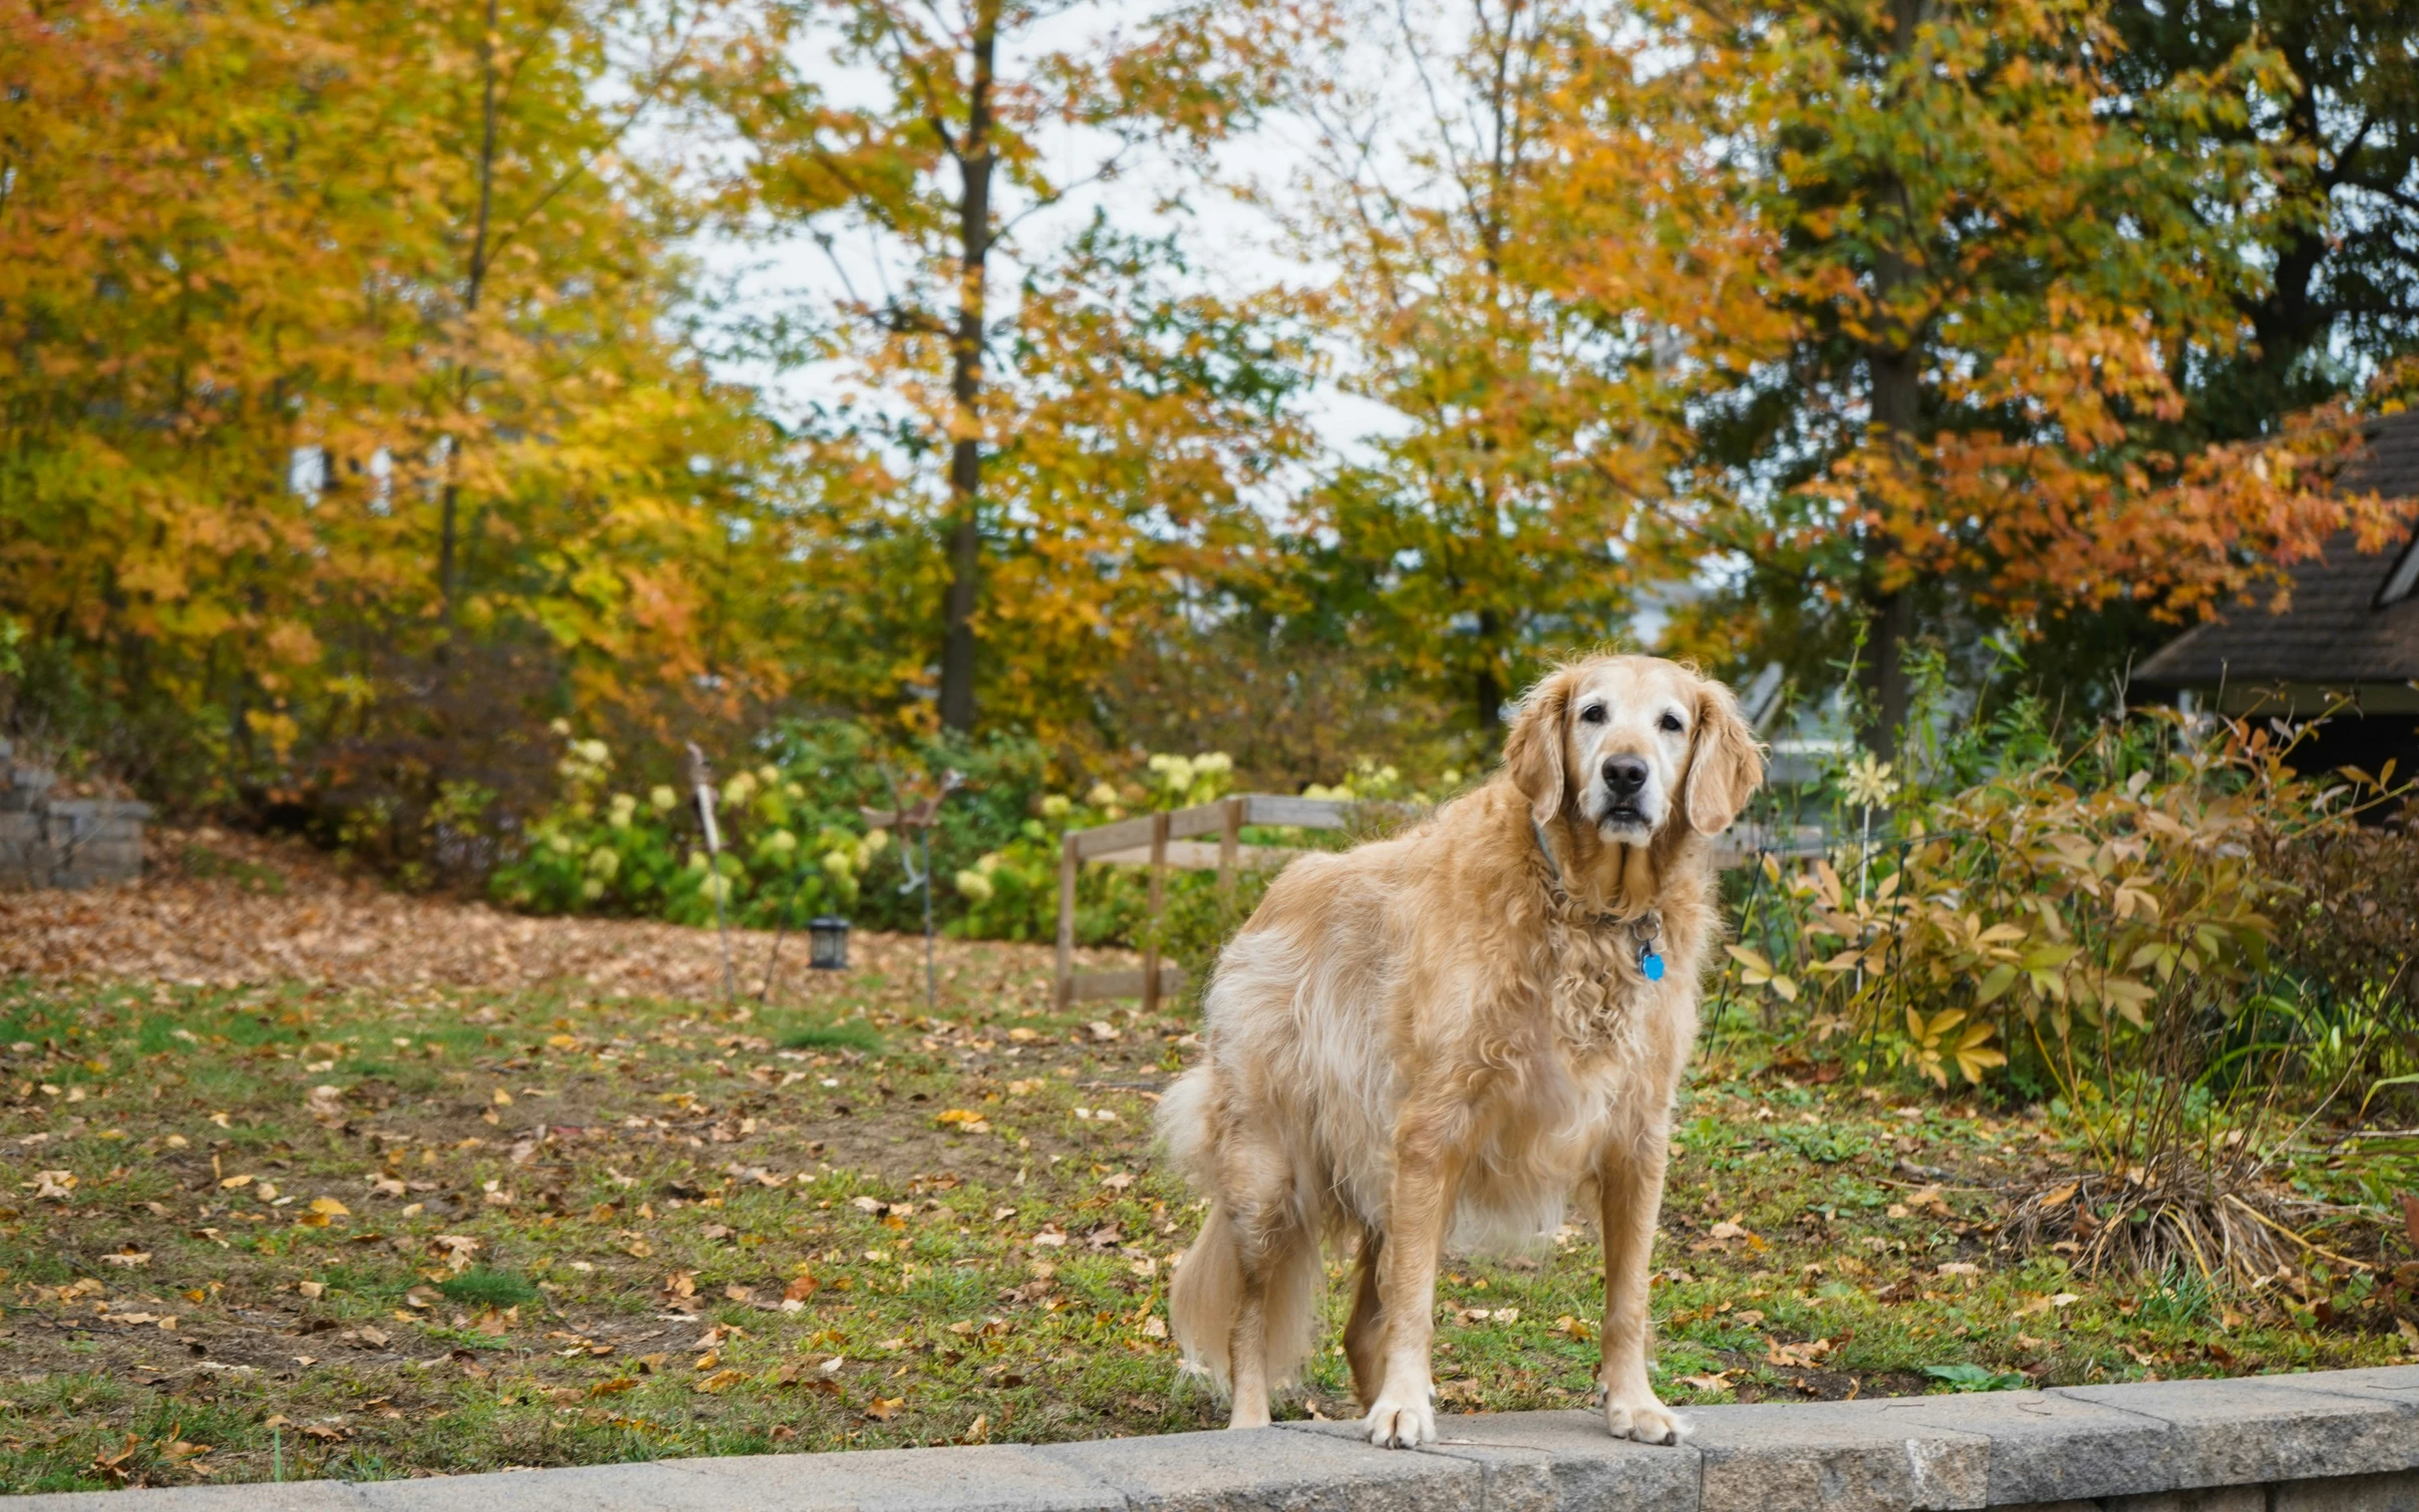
[864,1395,904,1421]
[1765,1337,1834,1368]
[695,1368,745,1393]
[89,1433,140,1487]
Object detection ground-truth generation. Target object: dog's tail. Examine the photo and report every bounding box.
[1159,1067,1322,1394]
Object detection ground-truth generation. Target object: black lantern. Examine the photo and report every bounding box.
[808,916,851,971]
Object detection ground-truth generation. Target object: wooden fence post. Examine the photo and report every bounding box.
[1142,810,1170,1016]
[1055,831,1077,1010]
[1218,796,1242,896]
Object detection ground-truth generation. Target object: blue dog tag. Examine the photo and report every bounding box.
[1640,949,1665,982]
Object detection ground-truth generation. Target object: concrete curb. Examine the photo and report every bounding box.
[11,1366,2417,1511]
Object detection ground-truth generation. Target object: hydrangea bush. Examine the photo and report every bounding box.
[490,728,883,929]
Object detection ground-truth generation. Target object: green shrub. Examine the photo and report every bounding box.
[488,730,880,928]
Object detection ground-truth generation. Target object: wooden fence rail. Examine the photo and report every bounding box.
[1051,794,1824,1010]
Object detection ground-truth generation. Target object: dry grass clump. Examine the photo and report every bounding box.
[2002,1151,2374,1289]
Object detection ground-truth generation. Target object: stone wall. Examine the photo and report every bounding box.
[0,742,150,890]
[8,1364,2416,1510]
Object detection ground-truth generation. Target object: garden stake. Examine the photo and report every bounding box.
[757,898,789,1003]
[757,841,822,1002]
[687,742,736,1006]
[872,764,962,1015]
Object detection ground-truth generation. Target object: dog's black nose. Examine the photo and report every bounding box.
[1604,756,1649,795]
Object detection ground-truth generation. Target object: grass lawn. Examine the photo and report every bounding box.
[1,881,2413,1491]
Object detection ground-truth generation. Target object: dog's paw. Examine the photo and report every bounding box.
[1604,1391,1689,1445]
[1363,1393,1436,1449]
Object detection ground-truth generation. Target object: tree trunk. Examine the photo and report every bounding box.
[1860,0,1927,758]
[936,0,999,735]
[1473,605,1507,734]
[441,0,501,636]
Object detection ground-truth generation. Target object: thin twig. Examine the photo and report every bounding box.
[2221,1192,2372,1272]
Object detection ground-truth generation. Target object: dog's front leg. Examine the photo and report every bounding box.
[1597,1123,1687,1444]
[1363,1101,1465,1449]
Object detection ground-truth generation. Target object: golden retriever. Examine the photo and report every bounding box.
[1157,653,1762,1448]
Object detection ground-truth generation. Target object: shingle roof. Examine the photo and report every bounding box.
[2134,409,2419,688]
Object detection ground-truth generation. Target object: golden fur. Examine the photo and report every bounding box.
[1157,655,1764,1448]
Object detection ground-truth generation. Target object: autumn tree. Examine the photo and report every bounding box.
[2105,0,2419,442]
[1599,0,2411,748]
[760,221,1318,748]
[699,0,1294,735]
[1248,0,1734,742]
[0,0,791,837]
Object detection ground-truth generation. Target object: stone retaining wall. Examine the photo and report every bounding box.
[0,742,150,890]
[11,1365,2417,1510]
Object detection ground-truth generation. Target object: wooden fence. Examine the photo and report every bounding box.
[1052,793,1823,1010]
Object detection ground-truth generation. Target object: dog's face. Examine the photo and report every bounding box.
[1505,656,1763,840]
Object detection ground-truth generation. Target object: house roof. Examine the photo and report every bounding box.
[2134,409,2419,688]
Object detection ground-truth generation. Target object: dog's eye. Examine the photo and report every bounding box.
[1579,705,1606,725]
[1659,713,1684,733]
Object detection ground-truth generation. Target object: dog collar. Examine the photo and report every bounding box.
[1531,820,1666,981]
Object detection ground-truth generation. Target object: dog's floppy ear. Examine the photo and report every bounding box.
[1685,677,1765,835]
[1504,668,1576,827]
